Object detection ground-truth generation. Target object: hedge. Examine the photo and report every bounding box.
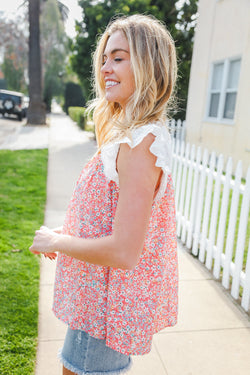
[68,106,87,130]
[64,82,85,114]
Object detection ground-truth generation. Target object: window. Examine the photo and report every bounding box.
[207,58,241,122]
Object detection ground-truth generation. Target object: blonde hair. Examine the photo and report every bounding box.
[89,14,177,148]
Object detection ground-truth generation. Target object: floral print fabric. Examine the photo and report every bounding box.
[53,124,178,356]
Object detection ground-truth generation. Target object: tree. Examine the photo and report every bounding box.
[71,0,159,99]
[0,14,28,92]
[150,0,178,36]
[174,0,198,119]
[2,48,25,92]
[27,0,69,123]
[40,0,69,111]
[71,0,198,119]
[27,0,46,125]
[148,0,198,119]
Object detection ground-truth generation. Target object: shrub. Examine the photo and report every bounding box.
[64,82,85,114]
[68,106,87,130]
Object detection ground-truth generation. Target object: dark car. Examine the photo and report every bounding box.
[22,96,30,118]
[0,89,25,121]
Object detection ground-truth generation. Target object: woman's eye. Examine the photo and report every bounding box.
[102,57,122,66]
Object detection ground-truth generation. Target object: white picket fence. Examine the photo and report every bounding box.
[167,119,186,142]
[171,139,250,313]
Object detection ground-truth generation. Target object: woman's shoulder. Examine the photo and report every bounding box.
[100,122,173,199]
[130,122,171,147]
[101,122,171,150]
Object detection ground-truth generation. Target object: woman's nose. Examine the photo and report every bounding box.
[101,59,112,74]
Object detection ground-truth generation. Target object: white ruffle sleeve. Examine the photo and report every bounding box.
[100,123,172,201]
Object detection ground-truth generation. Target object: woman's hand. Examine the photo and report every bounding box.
[30,226,59,260]
[52,226,63,234]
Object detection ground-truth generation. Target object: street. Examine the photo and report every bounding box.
[0,115,25,145]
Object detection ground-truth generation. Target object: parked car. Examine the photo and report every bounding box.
[22,96,30,118]
[0,89,25,121]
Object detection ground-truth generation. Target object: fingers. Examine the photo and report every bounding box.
[52,226,63,234]
[38,225,49,233]
[44,252,57,260]
[30,248,40,255]
[30,247,57,261]
[29,225,58,259]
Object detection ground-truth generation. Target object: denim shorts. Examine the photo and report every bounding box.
[59,327,132,375]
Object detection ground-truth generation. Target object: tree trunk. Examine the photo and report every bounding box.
[27,0,46,125]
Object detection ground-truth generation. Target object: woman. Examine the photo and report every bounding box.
[30,14,178,375]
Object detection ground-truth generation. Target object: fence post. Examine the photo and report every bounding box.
[213,157,233,279]
[170,136,175,171]
[177,143,190,237]
[172,139,179,188]
[242,239,250,312]
[181,144,196,244]
[187,146,202,249]
[182,120,186,142]
[175,141,185,215]
[176,119,182,141]
[199,152,216,263]
[170,119,176,139]
[192,148,209,256]
[206,154,224,270]
[231,166,250,299]
[222,161,242,289]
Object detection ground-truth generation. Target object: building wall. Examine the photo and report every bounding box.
[186,0,250,176]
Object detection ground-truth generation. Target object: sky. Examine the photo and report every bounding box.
[0,0,83,38]
[1,0,186,37]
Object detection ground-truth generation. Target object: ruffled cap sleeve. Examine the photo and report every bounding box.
[101,123,172,201]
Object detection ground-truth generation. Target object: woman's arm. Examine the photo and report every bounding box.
[30,134,161,270]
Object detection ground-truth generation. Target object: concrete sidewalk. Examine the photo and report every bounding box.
[2,112,250,374]
[35,113,97,375]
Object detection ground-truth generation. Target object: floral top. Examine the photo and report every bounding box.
[52,123,178,356]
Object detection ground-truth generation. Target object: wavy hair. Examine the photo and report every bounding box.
[89,14,177,148]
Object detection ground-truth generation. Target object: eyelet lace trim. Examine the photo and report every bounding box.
[100,123,172,201]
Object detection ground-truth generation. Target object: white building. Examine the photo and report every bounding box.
[185,0,250,176]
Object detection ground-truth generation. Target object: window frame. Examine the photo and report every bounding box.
[205,56,241,125]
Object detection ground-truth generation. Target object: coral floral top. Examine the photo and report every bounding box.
[53,123,178,356]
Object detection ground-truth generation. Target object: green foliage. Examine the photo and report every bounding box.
[64,82,86,114]
[2,48,26,93]
[174,0,198,120]
[71,0,159,99]
[68,106,88,129]
[0,13,28,93]
[0,149,48,375]
[0,79,7,89]
[43,50,66,112]
[71,0,198,119]
[41,0,69,111]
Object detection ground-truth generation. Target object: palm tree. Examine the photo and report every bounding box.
[27,0,68,125]
[27,0,46,125]
[57,1,69,22]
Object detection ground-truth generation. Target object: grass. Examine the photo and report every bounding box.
[0,149,48,375]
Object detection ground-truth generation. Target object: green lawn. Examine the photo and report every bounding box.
[0,149,48,375]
